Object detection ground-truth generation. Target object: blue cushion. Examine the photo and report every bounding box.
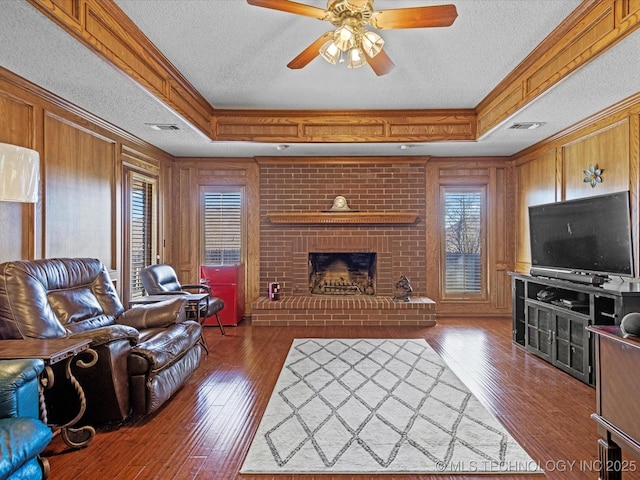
[6,457,46,480]
[0,418,52,479]
[0,359,44,420]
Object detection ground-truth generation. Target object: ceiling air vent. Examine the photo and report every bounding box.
[508,122,545,130]
[146,123,180,131]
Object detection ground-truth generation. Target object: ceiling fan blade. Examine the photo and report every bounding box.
[365,49,395,76]
[287,31,333,69]
[370,4,458,30]
[246,0,328,20]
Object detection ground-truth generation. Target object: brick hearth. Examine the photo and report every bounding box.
[251,296,436,326]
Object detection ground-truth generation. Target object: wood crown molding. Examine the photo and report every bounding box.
[26,0,640,146]
[477,0,640,137]
[0,66,173,162]
[26,0,214,137]
[213,109,476,143]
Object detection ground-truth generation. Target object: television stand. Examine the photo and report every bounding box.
[529,267,607,286]
[510,272,640,385]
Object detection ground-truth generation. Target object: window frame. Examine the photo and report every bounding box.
[124,170,158,302]
[200,186,245,267]
[439,185,488,301]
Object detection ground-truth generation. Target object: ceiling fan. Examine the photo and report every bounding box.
[246,0,458,76]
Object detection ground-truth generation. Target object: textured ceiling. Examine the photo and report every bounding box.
[115,0,577,110]
[1,0,640,158]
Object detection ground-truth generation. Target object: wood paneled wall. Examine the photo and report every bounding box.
[513,93,640,275]
[5,54,640,318]
[425,159,514,317]
[514,149,558,271]
[5,0,639,320]
[171,155,514,317]
[170,158,260,314]
[0,66,173,295]
[43,114,116,264]
[0,87,36,260]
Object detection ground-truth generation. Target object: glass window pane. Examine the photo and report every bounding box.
[130,176,154,299]
[444,190,482,294]
[203,191,242,265]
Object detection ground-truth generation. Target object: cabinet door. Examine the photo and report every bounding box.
[525,303,553,362]
[207,284,239,326]
[553,311,591,384]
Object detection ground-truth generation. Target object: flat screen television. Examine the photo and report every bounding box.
[528,191,635,279]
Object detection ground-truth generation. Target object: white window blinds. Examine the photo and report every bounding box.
[203,190,242,265]
[130,176,155,299]
[443,189,483,294]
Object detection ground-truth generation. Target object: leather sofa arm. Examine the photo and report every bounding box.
[69,324,139,347]
[117,297,187,330]
[0,359,45,419]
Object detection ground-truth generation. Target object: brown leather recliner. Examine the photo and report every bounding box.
[0,258,204,422]
[140,263,225,335]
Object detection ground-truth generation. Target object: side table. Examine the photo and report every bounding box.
[0,338,98,448]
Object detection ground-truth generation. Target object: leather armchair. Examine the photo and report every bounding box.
[0,359,52,480]
[0,258,204,420]
[140,264,225,335]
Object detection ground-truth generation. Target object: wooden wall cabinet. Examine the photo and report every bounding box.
[511,273,640,385]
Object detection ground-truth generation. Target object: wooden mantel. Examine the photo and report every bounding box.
[267,211,419,225]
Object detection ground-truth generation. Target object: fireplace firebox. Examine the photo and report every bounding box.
[309,252,376,296]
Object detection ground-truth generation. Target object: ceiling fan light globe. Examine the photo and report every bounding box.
[361,30,384,58]
[347,47,366,69]
[319,40,341,64]
[333,25,356,51]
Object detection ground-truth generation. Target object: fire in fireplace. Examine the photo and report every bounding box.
[308,252,376,296]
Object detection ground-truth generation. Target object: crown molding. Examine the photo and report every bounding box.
[26,0,640,145]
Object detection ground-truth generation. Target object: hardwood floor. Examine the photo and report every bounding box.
[43,318,640,479]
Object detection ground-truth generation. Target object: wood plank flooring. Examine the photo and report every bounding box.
[43,318,640,479]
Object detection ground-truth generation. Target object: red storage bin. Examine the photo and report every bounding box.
[200,264,245,326]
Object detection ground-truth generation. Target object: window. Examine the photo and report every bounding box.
[129,173,156,300]
[202,189,242,265]
[442,188,484,296]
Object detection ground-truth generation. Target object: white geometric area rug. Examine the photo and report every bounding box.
[241,338,543,475]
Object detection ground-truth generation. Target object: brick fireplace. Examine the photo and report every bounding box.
[252,158,436,326]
